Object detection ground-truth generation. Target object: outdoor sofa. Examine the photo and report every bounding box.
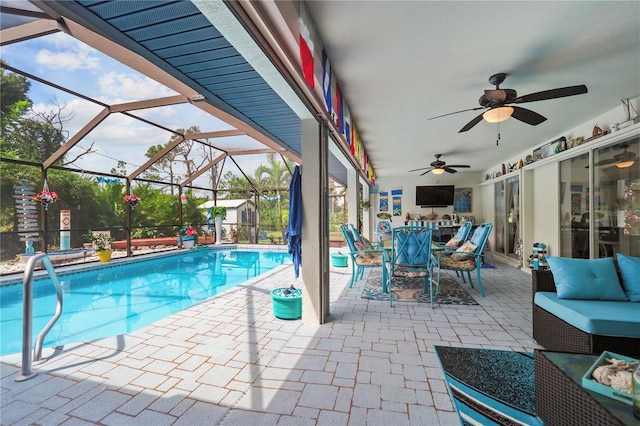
[532,254,640,358]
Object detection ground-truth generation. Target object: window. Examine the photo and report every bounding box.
[560,137,639,258]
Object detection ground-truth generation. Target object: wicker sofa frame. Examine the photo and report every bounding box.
[532,270,640,358]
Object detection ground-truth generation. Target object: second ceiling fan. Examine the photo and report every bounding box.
[409,154,470,175]
[429,73,588,133]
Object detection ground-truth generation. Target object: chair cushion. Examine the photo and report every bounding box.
[617,253,640,302]
[355,251,383,265]
[354,236,374,251]
[546,256,627,301]
[535,292,640,337]
[395,231,430,265]
[451,240,477,261]
[438,255,476,271]
[394,265,429,278]
[445,237,463,247]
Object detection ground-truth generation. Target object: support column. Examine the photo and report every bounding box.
[301,118,329,324]
[346,167,359,230]
[361,179,371,239]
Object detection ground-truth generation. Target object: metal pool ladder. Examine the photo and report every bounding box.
[15,253,63,382]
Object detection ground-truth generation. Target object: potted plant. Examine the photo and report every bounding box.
[210,206,226,219]
[32,190,58,210]
[178,224,198,249]
[210,206,226,245]
[85,230,115,262]
[270,285,302,320]
[124,194,140,208]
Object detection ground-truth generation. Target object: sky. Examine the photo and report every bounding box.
[1,28,273,191]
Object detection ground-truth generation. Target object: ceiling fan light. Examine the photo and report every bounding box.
[615,159,635,168]
[483,106,514,123]
[432,168,445,175]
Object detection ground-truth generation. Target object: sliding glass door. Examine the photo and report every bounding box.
[559,137,639,258]
[494,175,520,258]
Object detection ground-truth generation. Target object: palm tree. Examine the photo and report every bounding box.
[255,154,295,239]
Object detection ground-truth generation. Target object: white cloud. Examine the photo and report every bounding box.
[35,36,100,70]
[97,72,176,100]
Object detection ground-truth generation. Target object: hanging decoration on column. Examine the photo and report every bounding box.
[32,179,58,210]
[124,194,140,209]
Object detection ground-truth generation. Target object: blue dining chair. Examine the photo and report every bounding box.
[435,221,473,248]
[339,224,386,288]
[390,226,438,308]
[436,222,493,296]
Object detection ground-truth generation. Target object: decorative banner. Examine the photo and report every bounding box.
[297,7,377,185]
[379,192,388,212]
[391,189,403,216]
[299,5,315,88]
[322,50,332,115]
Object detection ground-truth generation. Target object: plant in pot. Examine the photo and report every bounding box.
[209,206,226,244]
[85,230,115,262]
[178,224,198,249]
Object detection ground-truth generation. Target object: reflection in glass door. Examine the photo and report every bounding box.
[559,138,639,259]
[494,175,520,258]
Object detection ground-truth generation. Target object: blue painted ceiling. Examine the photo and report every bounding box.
[48,0,347,183]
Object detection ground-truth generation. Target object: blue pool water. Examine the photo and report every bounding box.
[0,249,291,356]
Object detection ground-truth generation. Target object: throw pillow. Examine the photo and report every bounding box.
[360,236,374,249]
[451,240,477,261]
[445,237,463,248]
[617,253,640,302]
[546,256,627,300]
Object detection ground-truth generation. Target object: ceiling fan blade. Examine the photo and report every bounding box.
[445,164,470,168]
[511,106,547,125]
[420,169,434,176]
[459,112,485,132]
[513,85,587,104]
[595,158,617,166]
[408,166,432,172]
[428,106,484,120]
[444,167,458,174]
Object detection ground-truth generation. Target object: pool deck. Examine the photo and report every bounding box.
[0,248,539,425]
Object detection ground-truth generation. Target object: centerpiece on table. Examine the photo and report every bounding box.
[178,224,198,249]
[85,230,116,262]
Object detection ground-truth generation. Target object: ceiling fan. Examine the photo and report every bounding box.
[429,73,588,133]
[408,154,470,175]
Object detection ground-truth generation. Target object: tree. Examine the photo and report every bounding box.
[254,154,294,237]
[0,65,31,158]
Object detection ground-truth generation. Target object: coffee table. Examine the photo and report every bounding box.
[534,350,638,426]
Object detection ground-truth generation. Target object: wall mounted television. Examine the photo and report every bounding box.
[416,185,455,207]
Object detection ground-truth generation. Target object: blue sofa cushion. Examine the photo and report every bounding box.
[546,256,627,301]
[617,253,640,302]
[535,292,640,337]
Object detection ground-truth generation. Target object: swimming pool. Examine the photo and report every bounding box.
[0,249,291,356]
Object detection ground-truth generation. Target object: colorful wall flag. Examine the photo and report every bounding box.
[322,50,332,115]
[391,189,403,216]
[299,7,315,88]
[380,192,389,212]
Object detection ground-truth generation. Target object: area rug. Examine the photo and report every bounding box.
[481,262,496,269]
[435,346,542,426]
[362,270,479,305]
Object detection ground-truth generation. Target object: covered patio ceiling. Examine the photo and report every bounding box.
[0,0,352,186]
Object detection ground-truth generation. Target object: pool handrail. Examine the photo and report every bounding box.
[16,253,63,382]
